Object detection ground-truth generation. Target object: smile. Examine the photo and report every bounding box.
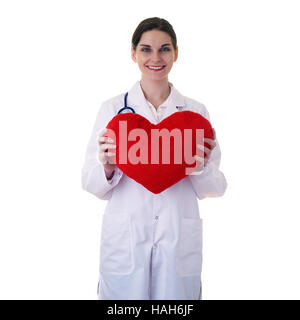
[146,65,166,71]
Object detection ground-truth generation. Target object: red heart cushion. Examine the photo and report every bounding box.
[105,110,214,194]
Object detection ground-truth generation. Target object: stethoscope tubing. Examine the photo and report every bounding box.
[117,92,136,114]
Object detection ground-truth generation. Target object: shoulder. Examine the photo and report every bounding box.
[183,95,211,121]
[99,92,125,116]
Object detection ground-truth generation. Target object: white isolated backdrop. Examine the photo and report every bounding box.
[0,0,299,299]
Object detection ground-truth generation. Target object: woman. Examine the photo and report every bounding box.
[81,17,227,300]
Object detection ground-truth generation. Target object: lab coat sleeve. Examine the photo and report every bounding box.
[188,105,227,200]
[81,101,123,200]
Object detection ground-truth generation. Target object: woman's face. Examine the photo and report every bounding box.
[131,29,178,81]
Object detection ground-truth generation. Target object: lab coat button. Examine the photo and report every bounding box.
[154,215,159,220]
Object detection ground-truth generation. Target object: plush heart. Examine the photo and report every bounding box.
[104,110,214,194]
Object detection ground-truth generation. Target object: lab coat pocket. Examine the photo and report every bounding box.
[177,217,203,276]
[100,213,133,275]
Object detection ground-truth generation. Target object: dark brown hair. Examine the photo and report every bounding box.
[131,17,177,51]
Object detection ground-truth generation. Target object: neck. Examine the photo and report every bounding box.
[140,77,171,104]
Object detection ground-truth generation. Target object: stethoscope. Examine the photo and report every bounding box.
[117,92,136,114]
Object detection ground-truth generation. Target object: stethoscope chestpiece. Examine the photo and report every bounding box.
[117,92,136,114]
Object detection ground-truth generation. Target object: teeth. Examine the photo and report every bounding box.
[148,66,164,70]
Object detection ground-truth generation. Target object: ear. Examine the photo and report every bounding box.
[131,47,137,63]
[174,46,179,62]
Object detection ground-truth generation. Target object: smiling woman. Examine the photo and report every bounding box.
[130,19,178,107]
[81,17,227,301]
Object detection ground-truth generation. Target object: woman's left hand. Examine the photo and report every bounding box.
[193,128,217,171]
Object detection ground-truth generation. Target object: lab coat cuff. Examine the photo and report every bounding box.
[188,161,227,200]
[84,163,123,199]
[99,162,123,186]
[96,151,123,185]
[106,166,123,185]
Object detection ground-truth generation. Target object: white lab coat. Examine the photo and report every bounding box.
[81,80,227,300]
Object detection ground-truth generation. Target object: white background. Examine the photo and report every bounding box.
[0,0,299,299]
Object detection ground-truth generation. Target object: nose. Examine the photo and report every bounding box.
[150,51,163,63]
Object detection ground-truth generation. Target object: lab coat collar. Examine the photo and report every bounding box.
[126,80,186,122]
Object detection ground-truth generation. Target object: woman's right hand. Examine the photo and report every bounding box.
[97,128,117,179]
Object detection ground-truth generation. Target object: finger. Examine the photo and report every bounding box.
[105,152,116,157]
[99,143,117,151]
[204,138,216,149]
[197,144,211,153]
[197,143,204,150]
[212,128,216,140]
[210,128,216,140]
[193,155,205,171]
[196,144,211,159]
[204,147,211,158]
[196,144,205,158]
[204,138,216,145]
[194,154,204,162]
[98,136,115,144]
[98,136,107,143]
[97,128,108,139]
[105,152,116,164]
